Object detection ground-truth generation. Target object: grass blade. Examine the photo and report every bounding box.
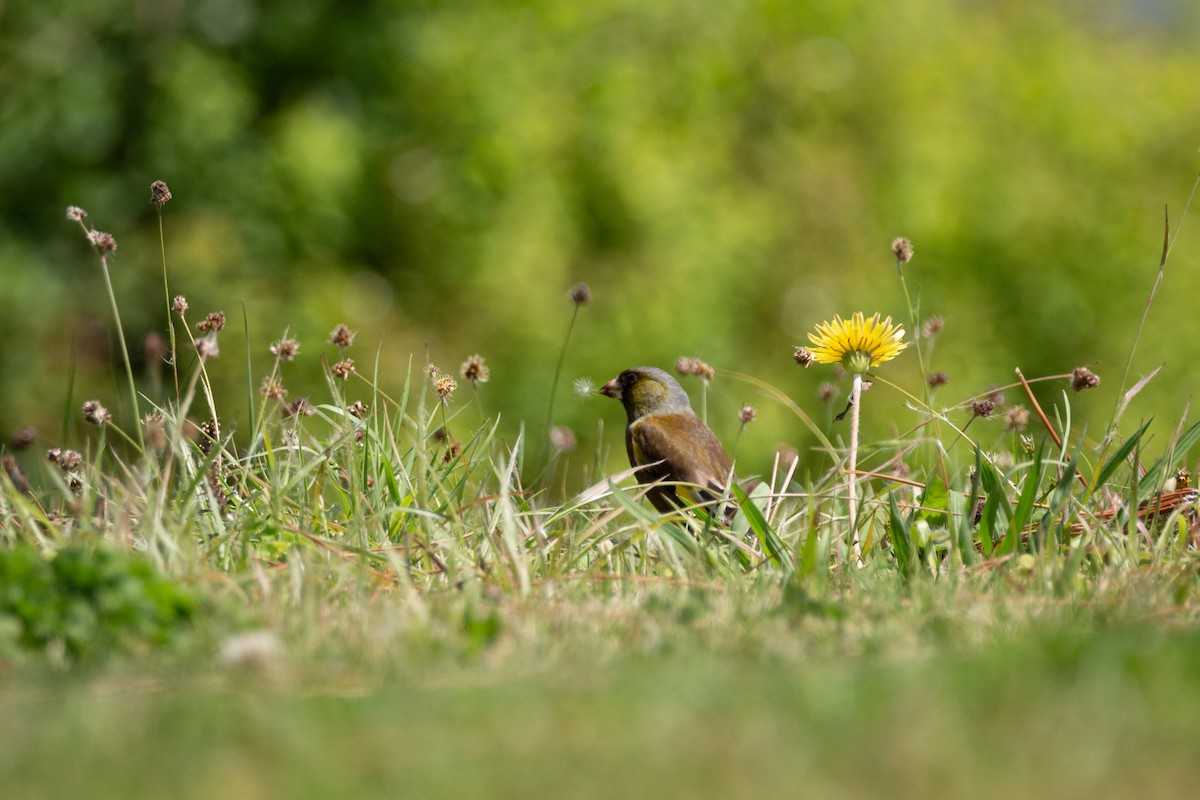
[731,482,789,571]
[888,491,912,576]
[1140,420,1200,500]
[999,444,1045,555]
[1092,418,1152,492]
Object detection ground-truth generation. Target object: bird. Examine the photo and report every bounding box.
[599,366,735,518]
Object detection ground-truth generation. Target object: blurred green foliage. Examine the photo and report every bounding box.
[1,0,1199,482]
[0,542,199,662]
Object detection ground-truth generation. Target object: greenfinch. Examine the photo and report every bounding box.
[600,366,734,516]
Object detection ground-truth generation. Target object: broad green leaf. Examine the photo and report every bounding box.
[916,476,950,528]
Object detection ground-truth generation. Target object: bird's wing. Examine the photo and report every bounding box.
[629,412,733,503]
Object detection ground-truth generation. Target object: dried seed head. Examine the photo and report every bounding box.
[921,316,944,338]
[88,230,118,254]
[891,236,914,264]
[738,405,757,424]
[549,425,577,453]
[143,331,168,364]
[793,346,816,367]
[205,468,228,511]
[774,445,800,466]
[171,295,189,315]
[198,419,220,455]
[817,382,838,403]
[270,338,300,361]
[1003,405,1030,432]
[972,399,996,418]
[48,448,83,471]
[927,371,950,388]
[348,400,368,418]
[676,357,714,381]
[283,397,314,417]
[460,354,490,385]
[442,440,463,463]
[332,358,356,381]
[66,206,87,221]
[3,455,30,493]
[1071,367,1100,392]
[573,377,597,399]
[984,387,1005,406]
[82,400,111,426]
[329,323,356,348]
[143,413,168,450]
[426,362,440,378]
[434,373,457,399]
[150,180,172,206]
[9,426,36,451]
[259,376,288,401]
[569,282,592,305]
[197,311,226,333]
[196,335,220,360]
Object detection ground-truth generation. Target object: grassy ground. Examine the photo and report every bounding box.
[5,574,1200,799]
[3,190,1200,798]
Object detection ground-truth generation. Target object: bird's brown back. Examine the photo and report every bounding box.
[627,410,733,511]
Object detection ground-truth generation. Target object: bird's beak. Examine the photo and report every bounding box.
[599,377,622,400]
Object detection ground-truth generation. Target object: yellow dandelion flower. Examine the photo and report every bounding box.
[807,312,907,375]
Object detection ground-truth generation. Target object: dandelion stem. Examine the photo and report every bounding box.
[848,372,863,567]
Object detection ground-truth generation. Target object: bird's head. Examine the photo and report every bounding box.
[599,366,692,421]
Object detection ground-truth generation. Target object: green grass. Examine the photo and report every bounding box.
[2,187,1200,797]
[4,578,1200,799]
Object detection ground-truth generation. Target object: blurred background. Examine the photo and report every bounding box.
[2,0,1199,485]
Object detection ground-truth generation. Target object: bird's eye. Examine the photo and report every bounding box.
[621,371,638,386]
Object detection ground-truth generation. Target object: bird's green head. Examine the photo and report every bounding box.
[599,366,692,421]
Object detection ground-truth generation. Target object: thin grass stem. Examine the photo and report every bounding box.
[157,208,180,400]
[97,253,145,453]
